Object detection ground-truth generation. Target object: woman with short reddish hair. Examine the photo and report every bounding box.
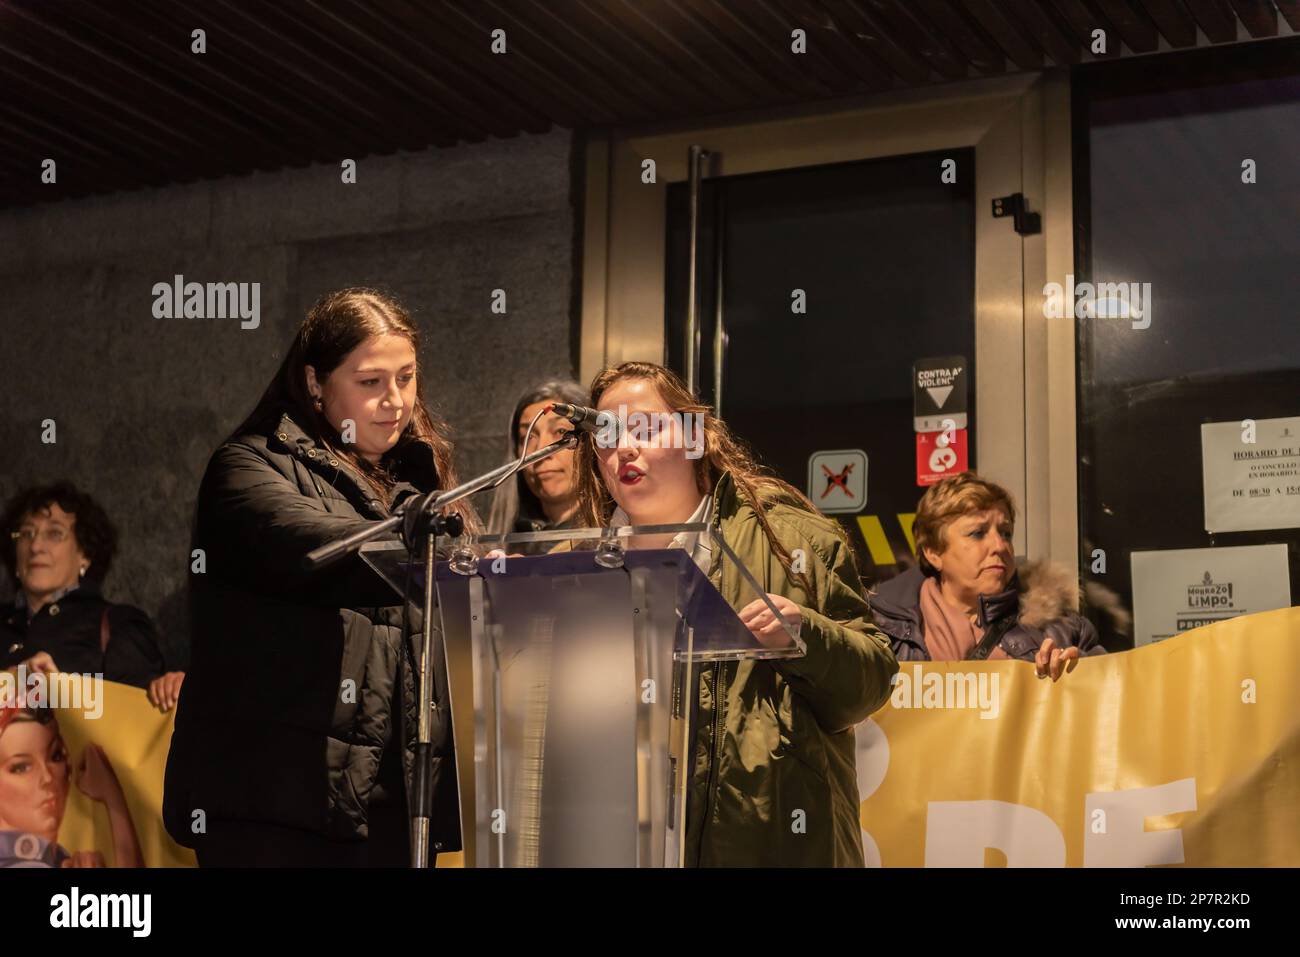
[871,472,1104,678]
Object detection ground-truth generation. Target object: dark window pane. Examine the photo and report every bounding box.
[1078,47,1300,649]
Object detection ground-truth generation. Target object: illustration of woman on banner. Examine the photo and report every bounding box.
[0,700,143,868]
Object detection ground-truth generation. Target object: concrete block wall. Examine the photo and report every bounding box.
[0,129,581,665]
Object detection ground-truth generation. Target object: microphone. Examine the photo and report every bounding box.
[546,402,621,442]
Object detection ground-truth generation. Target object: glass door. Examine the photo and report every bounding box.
[582,74,1075,583]
[665,149,976,582]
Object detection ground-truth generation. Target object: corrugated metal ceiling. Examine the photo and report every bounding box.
[2,0,1297,209]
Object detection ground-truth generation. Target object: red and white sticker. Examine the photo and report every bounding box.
[916,428,967,486]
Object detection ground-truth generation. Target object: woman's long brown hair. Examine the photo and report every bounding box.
[573,362,851,593]
[233,287,480,535]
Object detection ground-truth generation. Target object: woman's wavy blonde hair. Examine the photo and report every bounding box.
[574,362,852,593]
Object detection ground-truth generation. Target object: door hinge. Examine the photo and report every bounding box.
[991,193,1041,236]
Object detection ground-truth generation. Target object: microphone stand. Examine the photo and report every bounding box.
[303,430,581,868]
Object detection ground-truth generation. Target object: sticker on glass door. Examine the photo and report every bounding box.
[808,449,868,514]
[916,428,968,486]
[913,355,968,433]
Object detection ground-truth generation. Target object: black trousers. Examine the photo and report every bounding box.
[196,800,411,868]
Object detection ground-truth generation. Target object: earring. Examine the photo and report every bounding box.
[79,566,87,578]
[313,396,323,412]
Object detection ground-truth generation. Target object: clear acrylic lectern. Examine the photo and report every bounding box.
[361,523,804,867]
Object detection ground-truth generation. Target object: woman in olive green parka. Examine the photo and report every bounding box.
[573,362,899,867]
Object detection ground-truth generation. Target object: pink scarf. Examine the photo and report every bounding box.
[919,575,1008,661]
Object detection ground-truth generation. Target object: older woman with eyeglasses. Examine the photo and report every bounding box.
[0,483,176,708]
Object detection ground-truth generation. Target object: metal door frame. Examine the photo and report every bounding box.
[580,72,1079,571]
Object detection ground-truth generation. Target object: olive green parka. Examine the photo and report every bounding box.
[682,473,898,866]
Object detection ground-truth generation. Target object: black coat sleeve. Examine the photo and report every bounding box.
[102,604,168,688]
[196,442,402,609]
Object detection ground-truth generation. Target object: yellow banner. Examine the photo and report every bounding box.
[1,678,194,868]
[7,606,1294,868]
[857,606,1300,866]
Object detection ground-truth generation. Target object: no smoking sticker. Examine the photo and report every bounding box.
[807,449,868,514]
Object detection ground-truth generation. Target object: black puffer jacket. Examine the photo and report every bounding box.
[162,406,459,851]
[1,581,167,688]
[871,562,1105,661]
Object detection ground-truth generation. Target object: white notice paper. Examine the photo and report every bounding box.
[1130,544,1292,646]
[1201,416,1300,532]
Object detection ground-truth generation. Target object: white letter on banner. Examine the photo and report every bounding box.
[924,800,1066,866]
[856,720,889,867]
[1083,778,1196,867]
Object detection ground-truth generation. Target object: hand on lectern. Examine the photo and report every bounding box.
[737,593,804,649]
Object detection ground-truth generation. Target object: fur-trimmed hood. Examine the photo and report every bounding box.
[1017,559,1080,629]
[1016,559,1131,636]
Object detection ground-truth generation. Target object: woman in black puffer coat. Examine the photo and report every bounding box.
[163,288,476,867]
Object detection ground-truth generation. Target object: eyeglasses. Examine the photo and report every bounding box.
[10,527,70,547]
